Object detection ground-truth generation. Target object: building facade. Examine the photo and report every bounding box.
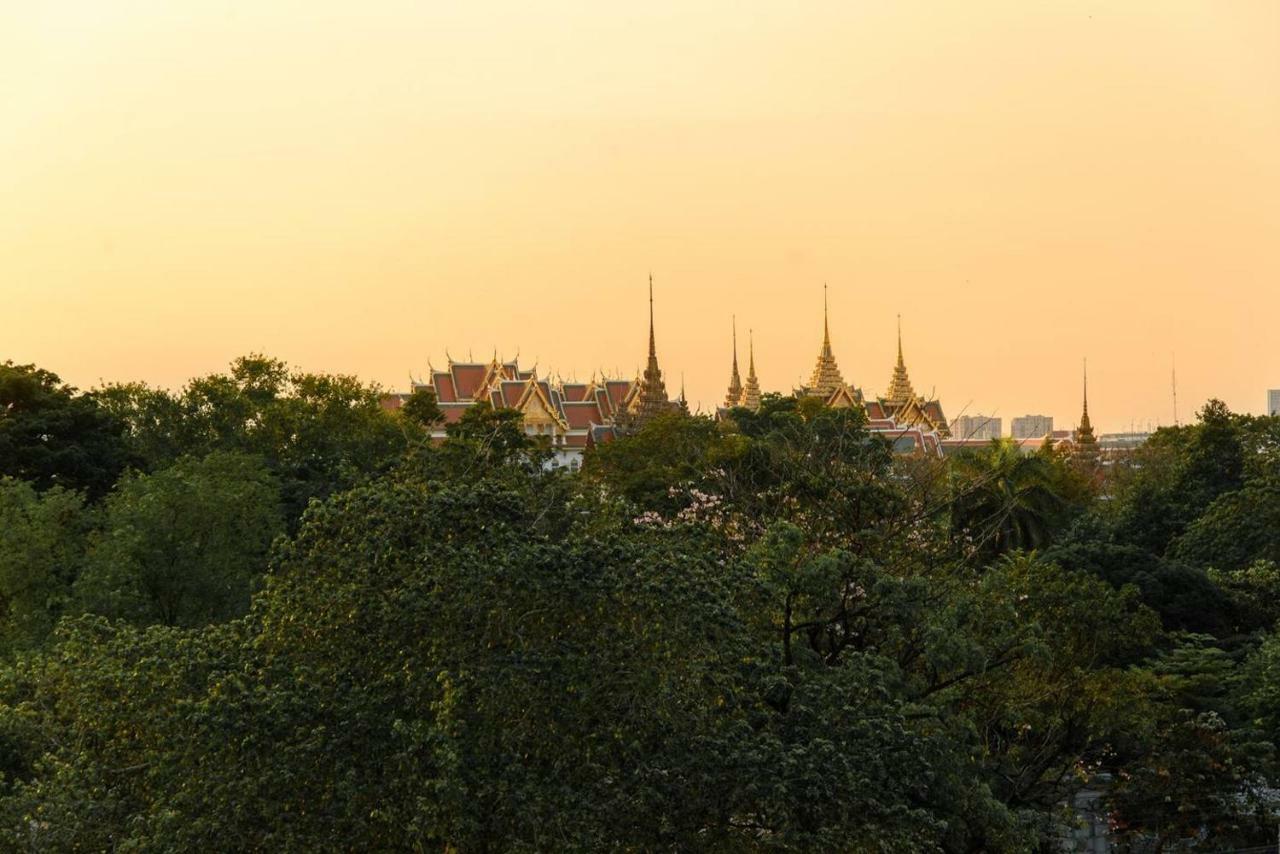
[950,414,1002,441]
[1011,414,1053,439]
[1269,389,1280,417]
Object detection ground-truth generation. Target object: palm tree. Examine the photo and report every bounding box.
[950,438,1066,558]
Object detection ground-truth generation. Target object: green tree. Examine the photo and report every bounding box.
[97,355,408,524]
[76,452,283,627]
[0,479,88,654]
[0,361,132,498]
[1169,478,1280,572]
[399,386,444,428]
[949,439,1069,558]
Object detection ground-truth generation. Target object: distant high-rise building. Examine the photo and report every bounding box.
[1011,415,1053,439]
[1269,389,1280,417]
[950,414,1002,441]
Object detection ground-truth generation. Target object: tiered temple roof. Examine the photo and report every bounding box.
[382,356,637,455]
[801,284,858,405]
[884,316,915,405]
[873,317,950,438]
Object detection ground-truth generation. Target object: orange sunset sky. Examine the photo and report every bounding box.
[3,1,1278,432]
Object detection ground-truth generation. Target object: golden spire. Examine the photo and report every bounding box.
[739,329,762,411]
[724,315,743,409]
[884,313,916,405]
[647,273,656,360]
[1073,358,1099,463]
[628,273,670,426]
[805,283,848,397]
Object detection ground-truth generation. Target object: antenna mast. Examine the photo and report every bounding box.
[1172,354,1179,426]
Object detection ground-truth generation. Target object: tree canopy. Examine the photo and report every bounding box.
[0,360,1277,850]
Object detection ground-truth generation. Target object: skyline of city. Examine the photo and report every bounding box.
[5,2,1277,433]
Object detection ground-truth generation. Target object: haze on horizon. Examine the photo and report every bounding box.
[3,1,1278,432]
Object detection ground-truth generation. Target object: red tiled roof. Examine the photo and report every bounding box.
[594,388,614,417]
[451,364,487,399]
[562,383,589,403]
[433,372,457,403]
[865,401,886,419]
[499,380,525,408]
[562,401,603,429]
[605,381,631,409]
[440,404,470,424]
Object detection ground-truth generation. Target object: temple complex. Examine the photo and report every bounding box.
[381,357,637,469]
[382,276,683,466]
[387,278,971,461]
[721,288,951,454]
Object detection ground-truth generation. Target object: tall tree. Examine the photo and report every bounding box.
[0,479,88,654]
[76,452,283,627]
[0,361,132,498]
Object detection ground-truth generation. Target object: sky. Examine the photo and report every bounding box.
[2,1,1278,432]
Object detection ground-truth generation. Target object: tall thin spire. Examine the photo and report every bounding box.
[822,282,831,355]
[628,273,670,428]
[648,273,656,359]
[806,284,848,398]
[1074,358,1098,465]
[724,315,743,409]
[884,313,916,405]
[740,328,762,411]
[1082,359,1090,420]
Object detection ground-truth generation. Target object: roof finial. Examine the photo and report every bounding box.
[897,313,904,366]
[1083,357,1089,417]
[823,283,830,350]
[733,315,738,370]
[648,273,656,359]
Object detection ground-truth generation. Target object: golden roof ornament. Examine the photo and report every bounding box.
[805,283,848,398]
[884,314,916,405]
[1073,359,1099,464]
[724,315,743,409]
[739,329,762,412]
[628,274,671,425]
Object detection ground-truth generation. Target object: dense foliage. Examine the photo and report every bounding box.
[1,359,1278,851]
